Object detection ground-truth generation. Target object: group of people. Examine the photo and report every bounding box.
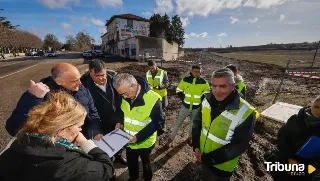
[0,58,319,181]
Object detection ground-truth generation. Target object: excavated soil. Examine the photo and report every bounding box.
[112,52,320,181]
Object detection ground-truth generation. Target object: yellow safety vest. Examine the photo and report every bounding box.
[176,75,210,110]
[146,69,167,97]
[236,81,246,93]
[121,90,160,149]
[200,97,257,172]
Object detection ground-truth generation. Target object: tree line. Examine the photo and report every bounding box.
[0,9,95,54]
[149,14,185,47]
[0,9,43,54]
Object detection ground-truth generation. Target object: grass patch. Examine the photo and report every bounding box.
[215,50,320,67]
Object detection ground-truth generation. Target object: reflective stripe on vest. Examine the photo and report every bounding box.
[146,69,167,97]
[200,97,255,172]
[176,77,210,109]
[121,90,160,149]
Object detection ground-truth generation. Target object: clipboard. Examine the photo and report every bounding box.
[93,129,133,157]
[296,136,320,159]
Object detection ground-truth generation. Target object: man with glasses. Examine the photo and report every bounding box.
[167,65,210,146]
[113,73,164,181]
[81,59,127,166]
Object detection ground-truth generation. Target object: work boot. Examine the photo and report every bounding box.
[114,156,127,166]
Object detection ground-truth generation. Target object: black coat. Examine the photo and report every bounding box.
[81,72,123,134]
[0,135,114,181]
[277,107,320,167]
[5,76,102,139]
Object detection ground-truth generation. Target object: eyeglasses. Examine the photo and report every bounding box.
[119,87,132,97]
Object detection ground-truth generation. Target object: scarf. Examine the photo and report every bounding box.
[27,133,80,150]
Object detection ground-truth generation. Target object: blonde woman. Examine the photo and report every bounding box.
[0,92,114,181]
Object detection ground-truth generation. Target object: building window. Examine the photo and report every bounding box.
[131,49,136,56]
[127,19,133,28]
[125,48,130,55]
[121,49,125,55]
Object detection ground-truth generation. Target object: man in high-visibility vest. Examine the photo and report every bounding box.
[226,64,246,99]
[167,65,210,146]
[192,68,257,180]
[146,60,169,135]
[113,73,164,181]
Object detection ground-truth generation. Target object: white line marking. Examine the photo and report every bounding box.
[0,61,23,68]
[0,64,38,79]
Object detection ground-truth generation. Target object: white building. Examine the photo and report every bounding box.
[101,14,150,55]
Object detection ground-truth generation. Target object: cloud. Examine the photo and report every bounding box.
[286,21,301,25]
[248,17,258,23]
[230,16,239,24]
[91,18,105,27]
[142,11,153,19]
[38,0,80,9]
[181,17,189,28]
[279,14,285,21]
[243,0,287,9]
[256,32,260,36]
[155,0,174,14]
[61,22,72,32]
[96,0,123,7]
[218,32,227,37]
[187,32,209,38]
[176,0,242,17]
[190,33,197,37]
[99,28,107,34]
[28,27,48,38]
[197,32,208,38]
[175,0,288,17]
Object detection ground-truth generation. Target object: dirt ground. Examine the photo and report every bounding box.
[1,51,319,181]
[110,52,320,181]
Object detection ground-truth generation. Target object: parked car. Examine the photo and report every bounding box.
[93,50,103,57]
[37,50,44,56]
[47,51,57,57]
[30,51,38,56]
[82,51,92,58]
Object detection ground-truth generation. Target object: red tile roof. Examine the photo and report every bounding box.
[105,14,150,26]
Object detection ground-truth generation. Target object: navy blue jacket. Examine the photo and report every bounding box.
[81,71,123,134]
[121,77,164,143]
[6,76,102,139]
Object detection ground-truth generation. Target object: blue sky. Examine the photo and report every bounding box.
[1,0,320,48]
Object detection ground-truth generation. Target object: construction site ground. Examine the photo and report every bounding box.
[1,51,320,180]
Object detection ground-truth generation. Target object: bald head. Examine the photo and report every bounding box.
[51,63,82,91]
[51,63,79,79]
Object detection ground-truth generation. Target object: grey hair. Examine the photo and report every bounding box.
[212,68,235,84]
[113,73,137,89]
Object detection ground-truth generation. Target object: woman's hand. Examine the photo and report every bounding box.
[74,132,88,147]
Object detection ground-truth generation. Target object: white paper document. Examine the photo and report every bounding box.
[93,128,133,157]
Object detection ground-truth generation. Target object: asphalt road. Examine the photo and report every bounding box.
[0,52,90,151]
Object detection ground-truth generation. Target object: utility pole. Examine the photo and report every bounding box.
[311,40,320,67]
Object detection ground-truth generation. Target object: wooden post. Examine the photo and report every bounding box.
[272,59,291,104]
[311,40,320,67]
